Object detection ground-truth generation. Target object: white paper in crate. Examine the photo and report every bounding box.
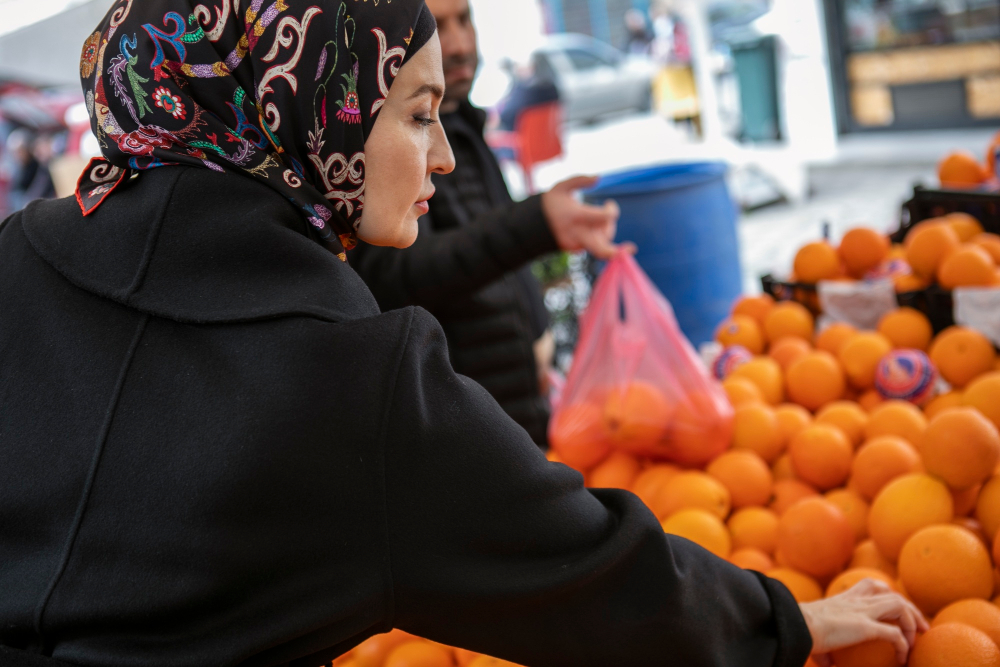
[954,288,1000,347]
[817,279,898,331]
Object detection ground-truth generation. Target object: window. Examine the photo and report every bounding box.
[564,49,611,71]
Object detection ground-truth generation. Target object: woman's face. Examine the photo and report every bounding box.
[357,34,455,248]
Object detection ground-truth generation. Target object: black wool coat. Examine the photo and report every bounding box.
[0,166,811,667]
[350,102,553,446]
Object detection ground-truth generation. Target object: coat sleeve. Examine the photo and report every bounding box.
[381,308,812,667]
[349,195,557,312]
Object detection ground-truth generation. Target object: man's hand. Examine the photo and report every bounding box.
[541,175,635,260]
[799,578,928,666]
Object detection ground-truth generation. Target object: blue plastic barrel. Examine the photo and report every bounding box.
[585,162,742,347]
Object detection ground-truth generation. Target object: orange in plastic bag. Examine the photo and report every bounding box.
[549,254,733,468]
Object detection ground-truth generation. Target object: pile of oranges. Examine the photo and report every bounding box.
[790,214,1000,294]
[343,288,1000,666]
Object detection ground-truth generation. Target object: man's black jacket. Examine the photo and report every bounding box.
[0,166,811,666]
[350,102,553,445]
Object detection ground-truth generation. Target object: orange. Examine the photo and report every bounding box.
[603,382,675,454]
[766,567,823,602]
[789,424,853,491]
[722,376,765,407]
[974,233,1000,265]
[454,648,481,667]
[706,450,773,509]
[965,373,1000,430]
[661,508,732,558]
[910,623,1000,667]
[786,351,847,411]
[868,473,954,561]
[816,322,859,357]
[730,357,784,405]
[850,436,921,501]
[878,307,934,351]
[939,244,997,289]
[768,336,812,371]
[895,272,930,293]
[661,390,734,467]
[587,451,641,490]
[930,326,997,389]
[830,640,898,667]
[729,547,774,571]
[549,403,611,471]
[954,486,983,518]
[921,407,1000,490]
[949,212,986,242]
[774,404,813,448]
[764,301,814,344]
[794,241,842,284]
[850,538,897,578]
[899,524,995,615]
[939,150,991,188]
[777,497,855,578]
[816,401,869,448]
[926,391,964,420]
[715,315,765,355]
[385,641,454,667]
[770,479,819,515]
[839,332,894,390]
[651,471,731,521]
[728,507,780,554]
[840,228,891,278]
[630,464,680,509]
[907,222,962,279]
[353,631,415,667]
[858,389,885,412]
[771,453,795,481]
[934,599,1000,648]
[732,293,776,328]
[865,400,928,446]
[826,487,870,543]
[732,403,783,463]
[994,529,1000,567]
[467,658,523,667]
[977,476,1000,541]
[826,567,896,597]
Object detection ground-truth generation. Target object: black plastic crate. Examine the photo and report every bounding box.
[892,186,1000,244]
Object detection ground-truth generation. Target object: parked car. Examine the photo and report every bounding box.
[530,34,655,124]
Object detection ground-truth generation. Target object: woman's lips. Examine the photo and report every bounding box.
[415,200,430,214]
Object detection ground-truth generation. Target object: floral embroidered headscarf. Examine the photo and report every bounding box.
[77,0,436,261]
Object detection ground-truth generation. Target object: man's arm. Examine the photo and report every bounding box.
[350,176,626,313]
[350,195,556,313]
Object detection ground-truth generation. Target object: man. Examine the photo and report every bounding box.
[350,0,624,446]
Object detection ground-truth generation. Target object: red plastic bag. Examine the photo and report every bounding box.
[549,253,733,469]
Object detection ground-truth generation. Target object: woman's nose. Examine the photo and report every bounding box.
[431,124,456,176]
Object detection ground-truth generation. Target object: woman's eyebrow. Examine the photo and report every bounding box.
[408,83,445,100]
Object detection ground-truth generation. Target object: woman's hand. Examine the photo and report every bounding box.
[798,578,928,666]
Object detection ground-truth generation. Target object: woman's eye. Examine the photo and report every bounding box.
[413,115,437,128]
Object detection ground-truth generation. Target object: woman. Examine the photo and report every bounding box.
[0,1,924,666]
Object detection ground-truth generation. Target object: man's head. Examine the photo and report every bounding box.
[425,0,478,112]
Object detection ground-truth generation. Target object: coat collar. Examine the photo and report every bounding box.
[22,166,380,324]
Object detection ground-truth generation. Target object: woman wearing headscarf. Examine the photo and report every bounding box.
[0,1,924,666]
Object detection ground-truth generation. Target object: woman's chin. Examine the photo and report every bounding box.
[357,217,419,249]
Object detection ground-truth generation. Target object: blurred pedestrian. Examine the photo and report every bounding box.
[6,129,55,212]
[624,8,653,56]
